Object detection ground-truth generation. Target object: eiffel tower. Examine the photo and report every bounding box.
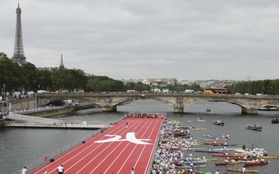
[12,3,26,64]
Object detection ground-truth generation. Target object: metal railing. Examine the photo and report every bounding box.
[5,122,110,129]
[6,114,61,124]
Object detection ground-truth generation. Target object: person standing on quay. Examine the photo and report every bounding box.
[131,167,135,174]
[57,164,64,174]
[22,166,27,174]
[43,168,47,174]
[126,122,128,128]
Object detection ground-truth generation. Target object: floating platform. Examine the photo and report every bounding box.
[13,115,165,174]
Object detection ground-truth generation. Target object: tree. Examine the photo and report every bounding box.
[37,69,52,91]
[134,82,151,92]
[22,62,38,91]
[0,52,25,93]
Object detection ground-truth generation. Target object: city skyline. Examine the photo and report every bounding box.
[1,1,279,81]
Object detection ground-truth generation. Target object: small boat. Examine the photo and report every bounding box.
[190,127,206,131]
[212,153,241,157]
[204,135,217,139]
[194,150,223,153]
[184,160,207,164]
[257,155,277,159]
[234,148,268,156]
[175,164,206,169]
[213,143,237,146]
[206,108,211,112]
[173,132,190,137]
[197,118,206,122]
[197,172,212,174]
[215,161,241,166]
[244,161,268,167]
[226,156,253,161]
[258,105,276,111]
[246,124,262,131]
[203,141,225,145]
[227,168,258,173]
[213,120,224,126]
[271,118,279,124]
[191,157,217,161]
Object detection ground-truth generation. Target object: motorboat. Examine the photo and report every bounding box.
[234,148,268,156]
[213,120,224,126]
[258,105,276,111]
[246,124,262,131]
[271,118,279,124]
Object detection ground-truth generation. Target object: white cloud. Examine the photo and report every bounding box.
[1,0,279,81]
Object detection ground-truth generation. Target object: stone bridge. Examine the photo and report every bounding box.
[36,93,279,114]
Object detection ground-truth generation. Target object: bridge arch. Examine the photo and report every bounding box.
[36,93,279,114]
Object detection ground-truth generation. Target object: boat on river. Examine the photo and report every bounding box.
[212,153,243,157]
[203,134,217,139]
[192,157,217,161]
[190,127,206,131]
[227,168,258,173]
[213,120,224,126]
[175,164,206,169]
[194,150,223,153]
[258,105,276,111]
[197,118,206,122]
[174,160,206,166]
[271,118,279,124]
[203,141,225,145]
[234,148,268,156]
[173,132,190,137]
[215,161,241,166]
[244,161,268,167]
[246,124,262,131]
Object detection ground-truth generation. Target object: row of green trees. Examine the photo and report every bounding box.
[0,52,202,94]
[230,79,279,95]
[2,52,278,95]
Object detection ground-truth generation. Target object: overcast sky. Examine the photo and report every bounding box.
[1,0,279,81]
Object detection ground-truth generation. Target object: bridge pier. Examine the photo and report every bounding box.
[241,107,258,115]
[102,106,117,112]
[174,107,184,114]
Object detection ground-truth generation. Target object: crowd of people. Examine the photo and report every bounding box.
[151,119,207,174]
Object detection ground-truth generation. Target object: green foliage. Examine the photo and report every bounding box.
[134,82,151,92]
[231,79,279,95]
[0,52,25,92]
[22,62,38,91]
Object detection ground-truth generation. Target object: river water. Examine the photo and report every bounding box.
[0,100,278,174]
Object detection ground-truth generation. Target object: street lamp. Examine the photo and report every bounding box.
[1,84,6,116]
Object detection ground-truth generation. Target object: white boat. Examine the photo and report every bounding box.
[235,148,268,156]
[258,105,276,111]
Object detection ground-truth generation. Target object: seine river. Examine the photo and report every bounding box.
[0,100,278,174]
